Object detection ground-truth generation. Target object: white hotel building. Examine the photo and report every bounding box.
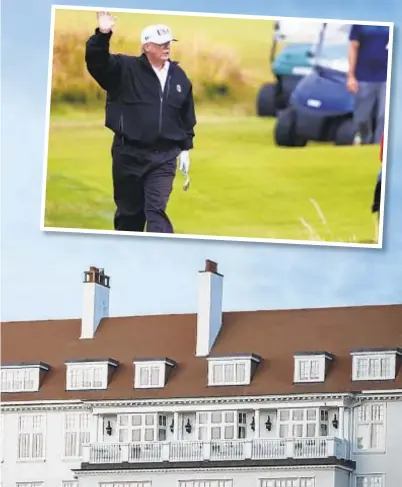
[1,260,401,487]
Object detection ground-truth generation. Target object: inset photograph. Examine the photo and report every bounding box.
[41,7,393,246]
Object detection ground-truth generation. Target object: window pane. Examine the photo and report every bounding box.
[292,410,303,421]
[150,367,160,386]
[119,429,128,442]
[119,415,128,427]
[211,427,221,439]
[306,409,316,421]
[224,364,234,382]
[211,412,222,423]
[144,429,154,441]
[198,426,208,440]
[292,424,303,437]
[225,412,235,423]
[306,423,316,437]
[370,424,383,449]
[213,365,223,383]
[279,410,290,421]
[140,368,149,386]
[224,426,234,439]
[132,415,142,426]
[236,363,246,382]
[132,429,141,442]
[198,413,208,424]
[238,413,246,424]
[145,415,154,426]
[356,424,369,450]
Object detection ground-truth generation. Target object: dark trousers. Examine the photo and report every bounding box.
[354,81,386,144]
[372,172,382,214]
[112,141,180,233]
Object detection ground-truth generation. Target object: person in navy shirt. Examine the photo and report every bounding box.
[347,25,389,144]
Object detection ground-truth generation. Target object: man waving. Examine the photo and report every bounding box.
[85,12,196,233]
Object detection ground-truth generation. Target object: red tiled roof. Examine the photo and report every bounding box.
[1,304,402,402]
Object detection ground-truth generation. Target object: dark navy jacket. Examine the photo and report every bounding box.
[85,29,196,150]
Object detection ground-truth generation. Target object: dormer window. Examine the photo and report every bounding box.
[133,358,176,389]
[293,352,333,383]
[207,354,261,386]
[351,348,401,381]
[65,358,118,390]
[0,362,50,393]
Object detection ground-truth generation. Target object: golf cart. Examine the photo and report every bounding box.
[256,19,323,117]
[274,22,359,147]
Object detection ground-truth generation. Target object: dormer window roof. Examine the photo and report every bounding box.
[293,351,334,383]
[133,358,176,389]
[207,353,261,386]
[351,348,402,381]
[65,358,119,391]
[1,362,50,393]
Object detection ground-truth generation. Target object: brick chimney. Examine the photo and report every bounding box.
[80,266,110,339]
[196,260,223,356]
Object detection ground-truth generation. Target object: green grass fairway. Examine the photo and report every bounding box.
[44,113,379,244]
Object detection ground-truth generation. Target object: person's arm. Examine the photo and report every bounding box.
[347,25,360,93]
[180,82,197,150]
[85,12,123,93]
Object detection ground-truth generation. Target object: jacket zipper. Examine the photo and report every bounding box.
[158,75,172,135]
[158,88,163,135]
[119,114,124,145]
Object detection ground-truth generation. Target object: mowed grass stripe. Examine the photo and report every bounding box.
[44,115,379,243]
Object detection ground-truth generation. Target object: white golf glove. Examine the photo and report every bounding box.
[178,151,191,191]
[97,11,116,34]
[178,151,190,175]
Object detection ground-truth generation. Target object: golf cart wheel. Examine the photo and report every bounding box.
[257,83,277,117]
[334,118,356,146]
[274,107,307,147]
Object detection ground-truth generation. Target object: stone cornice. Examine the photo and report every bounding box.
[73,463,355,476]
[2,390,401,412]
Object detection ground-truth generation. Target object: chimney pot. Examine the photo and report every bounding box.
[205,259,218,274]
[81,266,110,339]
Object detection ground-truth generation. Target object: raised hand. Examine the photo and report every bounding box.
[97,11,116,34]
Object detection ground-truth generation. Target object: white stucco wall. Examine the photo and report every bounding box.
[351,400,402,487]
[77,467,340,487]
[1,410,80,486]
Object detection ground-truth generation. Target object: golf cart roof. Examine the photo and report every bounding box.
[275,19,323,44]
[315,22,352,72]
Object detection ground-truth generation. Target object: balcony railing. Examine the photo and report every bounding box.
[83,436,349,464]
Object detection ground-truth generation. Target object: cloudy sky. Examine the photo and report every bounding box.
[1,0,401,322]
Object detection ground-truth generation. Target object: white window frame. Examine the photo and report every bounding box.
[196,411,246,441]
[62,482,79,487]
[63,412,91,459]
[134,361,165,389]
[117,413,167,442]
[17,413,46,461]
[207,356,258,386]
[355,474,384,487]
[354,403,386,453]
[260,479,315,487]
[16,483,44,487]
[1,366,41,392]
[278,408,320,438]
[99,482,152,487]
[293,354,330,383]
[178,481,233,487]
[66,362,108,390]
[352,351,397,381]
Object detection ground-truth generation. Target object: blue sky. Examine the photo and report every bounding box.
[1,0,401,322]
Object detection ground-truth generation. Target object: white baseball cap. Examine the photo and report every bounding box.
[140,24,177,45]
